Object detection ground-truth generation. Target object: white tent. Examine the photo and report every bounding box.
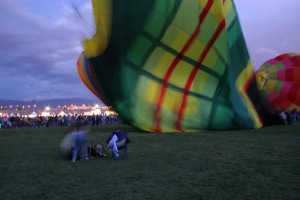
[29,111,37,118]
[57,111,66,116]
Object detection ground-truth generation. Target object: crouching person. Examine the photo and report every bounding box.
[88,143,107,158]
[71,122,89,162]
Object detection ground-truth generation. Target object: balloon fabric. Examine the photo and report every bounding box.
[77,0,279,132]
[256,53,300,111]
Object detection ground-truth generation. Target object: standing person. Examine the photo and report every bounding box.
[91,114,96,126]
[286,110,292,125]
[291,109,297,123]
[102,114,106,126]
[96,114,100,126]
[71,122,89,162]
[280,109,287,125]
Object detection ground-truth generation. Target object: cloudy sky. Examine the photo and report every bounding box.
[0,0,299,101]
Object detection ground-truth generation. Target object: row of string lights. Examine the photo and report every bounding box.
[0,104,110,111]
[0,103,114,118]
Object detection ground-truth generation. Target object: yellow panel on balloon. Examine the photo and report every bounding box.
[223,0,234,19]
[268,64,285,74]
[163,25,187,51]
[143,47,166,74]
[135,75,159,104]
[265,79,283,94]
[201,49,219,70]
[186,40,205,61]
[196,0,223,21]
[161,88,183,112]
[145,50,177,80]
[182,98,212,128]
[184,95,203,116]
[168,60,194,88]
[192,71,218,98]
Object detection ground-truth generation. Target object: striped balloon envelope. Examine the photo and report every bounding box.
[77,0,278,132]
[256,53,300,110]
[76,52,112,106]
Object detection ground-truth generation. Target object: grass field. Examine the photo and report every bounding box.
[0,123,299,200]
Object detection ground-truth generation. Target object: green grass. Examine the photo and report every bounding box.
[0,123,300,200]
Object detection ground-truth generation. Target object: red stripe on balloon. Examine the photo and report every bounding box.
[175,18,226,132]
[153,0,214,132]
[243,72,255,92]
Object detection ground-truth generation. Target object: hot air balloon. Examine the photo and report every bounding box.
[77,0,277,132]
[256,53,300,111]
[76,52,112,106]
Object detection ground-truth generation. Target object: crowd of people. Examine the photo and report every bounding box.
[1,108,299,129]
[0,113,122,129]
[279,108,299,125]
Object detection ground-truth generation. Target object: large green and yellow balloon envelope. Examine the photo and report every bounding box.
[256,53,300,110]
[78,0,277,132]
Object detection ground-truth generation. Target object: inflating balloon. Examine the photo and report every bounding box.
[77,0,278,132]
[256,53,300,110]
[77,52,112,106]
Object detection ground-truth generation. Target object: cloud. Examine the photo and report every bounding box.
[0,0,299,100]
[0,0,97,101]
[249,47,279,68]
[235,0,300,70]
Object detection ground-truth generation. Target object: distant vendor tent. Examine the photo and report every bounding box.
[57,111,66,116]
[29,111,37,118]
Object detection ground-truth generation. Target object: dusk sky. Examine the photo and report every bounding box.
[0,0,299,101]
